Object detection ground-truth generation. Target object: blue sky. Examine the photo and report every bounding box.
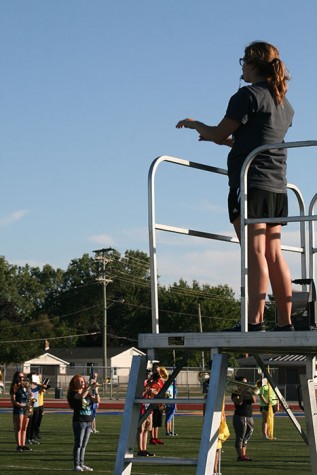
[1,0,317,296]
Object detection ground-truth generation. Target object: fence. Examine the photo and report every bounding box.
[0,365,298,401]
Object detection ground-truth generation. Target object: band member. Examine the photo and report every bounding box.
[231,376,256,462]
[259,381,279,439]
[26,373,41,445]
[150,363,165,445]
[67,374,100,472]
[137,369,157,457]
[89,372,100,434]
[10,371,32,452]
[177,41,294,332]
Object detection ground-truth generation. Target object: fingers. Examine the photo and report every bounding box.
[176,118,195,129]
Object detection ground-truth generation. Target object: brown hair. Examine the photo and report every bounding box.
[244,41,290,104]
[10,371,23,395]
[67,374,87,408]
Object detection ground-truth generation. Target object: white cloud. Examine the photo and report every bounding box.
[88,234,115,246]
[0,210,30,227]
[157,246,241,295]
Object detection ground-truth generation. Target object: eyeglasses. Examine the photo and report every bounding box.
[239,58,245,66]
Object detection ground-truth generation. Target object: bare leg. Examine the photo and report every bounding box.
[13,415,20,445]
[265,225,292,326]
[262,410,268,437]
[213,448,219,472]
[234,219,269,323]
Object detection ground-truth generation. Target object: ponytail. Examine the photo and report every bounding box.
[268,57,289,105]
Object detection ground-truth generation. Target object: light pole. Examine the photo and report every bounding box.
[93,248,114,383]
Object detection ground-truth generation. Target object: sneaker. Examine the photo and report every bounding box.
[74,467,84,472]
[31,439,40,444]
[16,446,23,452]
[149,438,157,445]
[27,439,33,445]
[137,450,146,456]
[237,456,252,461]
[155,439,164,445]
[272,324,294,331]
[222,322,265,332]
[144,450,155,456]
[81,465,93,471]
[22,446,32,451]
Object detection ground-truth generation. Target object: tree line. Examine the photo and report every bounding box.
[0,249,243,366]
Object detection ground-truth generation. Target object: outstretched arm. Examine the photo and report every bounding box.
[176,117,240,146]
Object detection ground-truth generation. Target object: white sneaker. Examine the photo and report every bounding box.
[74,467,84,472]
[81,466,93,472]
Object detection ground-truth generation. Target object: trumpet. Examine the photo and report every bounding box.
[226,378,261,396]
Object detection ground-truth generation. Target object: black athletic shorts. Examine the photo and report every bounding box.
[152,407,163,427]
[260,404,278,413]
[228,188,288,225]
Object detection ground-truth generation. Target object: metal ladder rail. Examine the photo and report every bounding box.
[148,141,317,336]
[309,193,317,292]
[114,353,228,475]
[239,140,317,330]
[148,156,230,337]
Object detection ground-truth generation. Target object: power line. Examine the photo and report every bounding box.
[0,331,101,344]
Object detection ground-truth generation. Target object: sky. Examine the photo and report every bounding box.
[1,0,317,297]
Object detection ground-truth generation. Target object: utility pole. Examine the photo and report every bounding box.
[93,248,114,383]
[198,303,205,369]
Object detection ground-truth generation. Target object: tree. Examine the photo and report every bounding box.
[106,250,152,346]
[0,250,241,365]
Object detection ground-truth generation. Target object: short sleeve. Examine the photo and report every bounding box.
[225,87,257,125]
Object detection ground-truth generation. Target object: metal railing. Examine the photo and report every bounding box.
[148,140,317,333]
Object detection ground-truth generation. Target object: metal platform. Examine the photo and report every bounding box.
[115,141,317,475]
[139,331,317,354]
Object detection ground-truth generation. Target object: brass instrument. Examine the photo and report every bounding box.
[198,369,261,396]
[88,382,103,391]
[198,371,210,383]
[24,394,37,418]
[159,367,169,381]
[226,378,261,396]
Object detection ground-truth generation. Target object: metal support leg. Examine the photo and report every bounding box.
[114,355,147,475]
[196,353,228,475]
[300,357,317,475]
[254,354,308,444]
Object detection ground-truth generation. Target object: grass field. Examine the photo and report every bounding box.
[0,410,312,474]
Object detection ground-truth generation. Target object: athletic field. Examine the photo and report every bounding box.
[0,409,311,474]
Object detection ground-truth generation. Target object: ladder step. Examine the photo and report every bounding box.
[124,456,197,465]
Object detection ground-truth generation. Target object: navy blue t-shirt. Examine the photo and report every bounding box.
[225,81,294,192]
